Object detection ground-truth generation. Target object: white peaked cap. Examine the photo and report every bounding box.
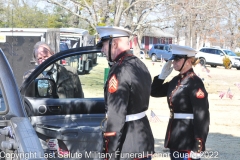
[96,26,132,38]
[170,44,197,57]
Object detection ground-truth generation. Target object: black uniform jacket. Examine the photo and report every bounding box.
[151,68,210,152]
[104,50,154,159]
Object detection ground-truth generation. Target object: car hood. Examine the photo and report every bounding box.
[230,56,240,59]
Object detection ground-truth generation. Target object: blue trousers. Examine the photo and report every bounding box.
[170,150,200,160]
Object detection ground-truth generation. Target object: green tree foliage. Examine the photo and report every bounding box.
[46,14,63,28]
[0,1,65,28]
[0,1,9,27]
[11,5,48,27]
[52,5,76,28]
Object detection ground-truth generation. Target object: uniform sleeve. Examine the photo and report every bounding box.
[190,78,210,152]
[106,70,130,153]
[151,75,169,97]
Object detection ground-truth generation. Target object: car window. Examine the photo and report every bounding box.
[224,50,237,56]
[216,50,224,55]
[0,84,6,112]
[154,45,158,49]
[159,45,164,50]
[206,49,215,54]
[165,45,170,51]
[200,48,206,52]
[25,53,108,98]
[80,57,108,98]
[203,48,209,53]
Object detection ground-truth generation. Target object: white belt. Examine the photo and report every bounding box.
[174,113,194,119]
[125,111,146,122]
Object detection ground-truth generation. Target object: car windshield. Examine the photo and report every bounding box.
[224,50,237,56]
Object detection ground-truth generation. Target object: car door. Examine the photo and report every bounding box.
[163,45,171,60]
[0,49,45,159]
[20,46,107,159]
[155,44,171,60]
[215,49,225,65]
[204,49,217,63]
[155,45,163,59]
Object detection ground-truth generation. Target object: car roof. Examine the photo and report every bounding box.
[154,44,170,46]
[200,46,227,50]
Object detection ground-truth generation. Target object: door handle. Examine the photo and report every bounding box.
[48,106,62,113]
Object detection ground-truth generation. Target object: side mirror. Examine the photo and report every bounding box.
[220,53,224,56]
[35,78,58,98]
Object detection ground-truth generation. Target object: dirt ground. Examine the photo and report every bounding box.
[141,59,240,160]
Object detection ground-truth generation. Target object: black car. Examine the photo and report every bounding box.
[0,46,107,159]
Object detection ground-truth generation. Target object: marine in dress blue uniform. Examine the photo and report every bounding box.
[151,45,210,160]
[96,26,154,160]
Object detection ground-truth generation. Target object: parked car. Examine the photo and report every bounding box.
[59,41,70,51]
[88,52,98,64]
[130,49,145,59]
[1,46,106,159]
[97,52,105,57]
[0,49,45,159]
[148,44,172,61]
[60,41,94,74]
[196,47,240,70]
[59,42,70,66]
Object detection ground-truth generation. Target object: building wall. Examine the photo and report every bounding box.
[131,36,173,51]
[143,36,173,50]
[145,36,150,50]
[153,37,158,44]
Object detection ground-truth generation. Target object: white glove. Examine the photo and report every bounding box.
[190,151,201,159]
[158,61,173,80]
